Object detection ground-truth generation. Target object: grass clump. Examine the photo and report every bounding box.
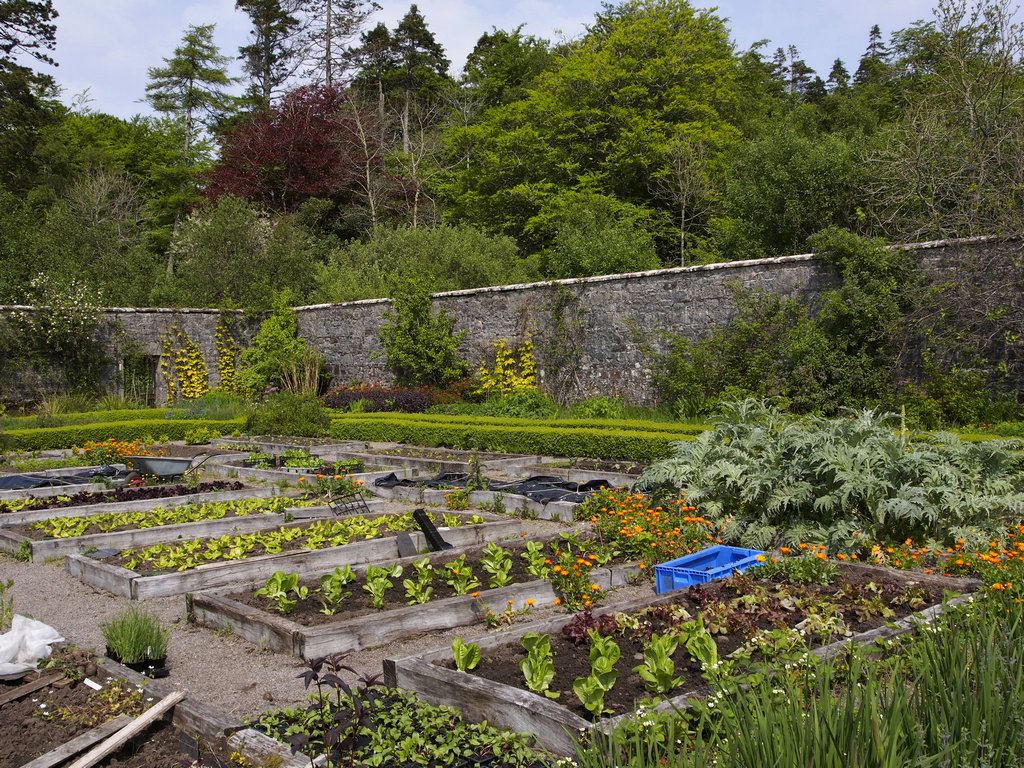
[100,606,171,664]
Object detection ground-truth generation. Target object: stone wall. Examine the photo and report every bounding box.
[2,236,1019,406]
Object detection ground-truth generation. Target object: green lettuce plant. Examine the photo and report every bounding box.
[363,563,402,609]
[519,632,558,698]
[573,630,620,716]
[452,637,481,672]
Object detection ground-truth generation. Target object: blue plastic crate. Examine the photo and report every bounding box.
[654,545,765,594]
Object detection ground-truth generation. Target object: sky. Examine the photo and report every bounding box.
[36,0,943,120]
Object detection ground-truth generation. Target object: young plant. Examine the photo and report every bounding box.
[633,633,684,695]
[521,541,550,579]
[674,615,719,671]
[0,578,13,632]
[317,565,355,615]
[519,632,558,698]
[403,557,435,605]
[444,488,472,510]
[255,571,309,615]
[481,542,513,588]
[363,563,403,609]
[443,554,480,595]
[573,630,620,717]
[452,637,481,672]
[100,605,171,664]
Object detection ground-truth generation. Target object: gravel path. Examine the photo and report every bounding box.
[0,499,632,725]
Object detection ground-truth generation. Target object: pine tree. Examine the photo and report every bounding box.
[145,24,236,164]
[827,57,850,90]
[854,24,890,86]
[236,0,304,108]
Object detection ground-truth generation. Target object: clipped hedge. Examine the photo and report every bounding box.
[328,416,696,462]
[5,418,245,452]
[1,408,173,430]
[326,410,708,437]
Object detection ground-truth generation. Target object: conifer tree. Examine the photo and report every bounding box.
[236,0,304,108]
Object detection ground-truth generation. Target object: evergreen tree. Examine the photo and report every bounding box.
[827,57,850,90]
[236,0,304,108]
[301,0,380,88]
[0,0,59,192]
[145,24,236,164]
[854,24,891,85]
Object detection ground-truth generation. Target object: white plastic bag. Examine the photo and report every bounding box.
[0,615,64,676]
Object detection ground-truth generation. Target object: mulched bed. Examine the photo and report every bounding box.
[553,458,645,475]
[366,447,525,462]
[456,565,957,719]
[0,481,245,515]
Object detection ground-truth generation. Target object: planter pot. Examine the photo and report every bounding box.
[105,646,170,678]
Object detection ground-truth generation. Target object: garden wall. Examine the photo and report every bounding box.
[0,236,1019,406]
[296,236,1022,405]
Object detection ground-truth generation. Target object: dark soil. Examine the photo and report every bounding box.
[0,481,245,515]
[226,538,580,626]
[457,566,956,719]
[101,512,484,574]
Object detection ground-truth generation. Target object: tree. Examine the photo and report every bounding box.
[236,0,304,108]
[439,0,738,260]
[153,195,316,308]
[301,0,380,88]
[867,0,1024,239]
[854,24,891,86]
[353,4,450,153]
[0,0,59,192]
[206,85,375,221]
[460,26,553,109]
[827,58,850,90]
[651,134,718,265]
[145,24,236,165]
[0,0,57,64]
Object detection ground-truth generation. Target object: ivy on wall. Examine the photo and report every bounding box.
[160,321,209,403]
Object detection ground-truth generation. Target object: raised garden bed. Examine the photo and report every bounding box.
[190,537,643,658]
[344,445,542,474]
[0,652,304,768]
[0,481,245,516]
[0,485,276,527]
[0,499,347,561]
[67,516,522,599]
[372,484,582,523]
[386,562,979,755]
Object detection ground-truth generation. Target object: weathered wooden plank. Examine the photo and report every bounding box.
[66,690,186,768]
[27,511,300,560]
[0,528,29,556]
[226,728,310,768]
[391,565,982,755]
[4,487,276,526]
[0,671,64,706]
[20,714,133,768]
[67,520,522,599]
[392,657,587,756]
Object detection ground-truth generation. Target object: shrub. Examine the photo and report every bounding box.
[245,391,329,437]
[322,384,435,413]
[638,400,1024,549]
[572,395,625,420]
[376,279,469,388]
[478,389,558,419]
[238,291,328,396]
[6,418,244,451]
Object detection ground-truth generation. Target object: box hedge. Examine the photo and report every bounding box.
[5,418,245,452]
[328,416,695,461]
[327,411,707,437]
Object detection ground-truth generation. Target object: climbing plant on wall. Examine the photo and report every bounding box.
[214,313,240,394]
[160,321,209,402]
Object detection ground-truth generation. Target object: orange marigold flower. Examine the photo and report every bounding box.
[526,599,535,606]
[755,554,766,562]
[553,598,561,605]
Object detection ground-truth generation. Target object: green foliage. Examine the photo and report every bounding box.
[632,632,683,694]
[244,391,329,438]
[477,389,558,419]
[0,579,13,632]
[639,400,1024,547]
[403,557,435,605]
[153,195,318,308]
[376,280,469,388]
[254,571,309,614]
[328,413,697,461]
[572,395,626,420]
[451,637,481,672]
[363,563,403,609]
[313,224,528,303]
[531,192,662,278]
[317,565,356,615]
[573,630,620,716]
[238,292,328,396]
[752,555,840,585]
[4,417,244,451]
[519,632,558,698]
[100,605,171,663]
